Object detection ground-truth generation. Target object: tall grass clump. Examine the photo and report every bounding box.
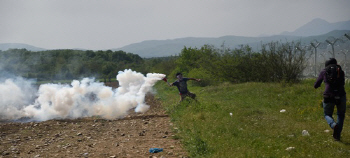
[155,79,350,157]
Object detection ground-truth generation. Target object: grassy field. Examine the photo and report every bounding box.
[154,79,350,158]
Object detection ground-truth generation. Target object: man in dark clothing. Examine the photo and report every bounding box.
[170,72,201,102]
[314,58,346,141]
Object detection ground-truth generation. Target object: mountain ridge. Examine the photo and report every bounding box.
[113,30,349,57]
[280,18,350,36]
[0,43,45,52]
[1,18,349,58]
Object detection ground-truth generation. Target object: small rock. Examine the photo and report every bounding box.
[287,134,295,138]
[77,132,83,136]
[285,147,295,151]
[28,150,34,154]
[324,129,330,133]
[302,130,310,136]
[2,151,10,156]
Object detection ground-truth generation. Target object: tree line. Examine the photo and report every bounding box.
[150,41,307,86]
[0,41,307,84]
[0,49,144,82]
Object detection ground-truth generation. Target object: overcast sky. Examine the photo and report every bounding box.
[1,0,349,50]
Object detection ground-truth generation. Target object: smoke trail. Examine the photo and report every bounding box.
[0,69,165,121]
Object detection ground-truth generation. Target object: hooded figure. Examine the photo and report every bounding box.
[314,58,346,141]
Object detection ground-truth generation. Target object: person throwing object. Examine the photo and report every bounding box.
[314,58,346,141]
[170,72,201,102]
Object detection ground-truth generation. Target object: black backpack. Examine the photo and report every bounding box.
[325,64,341,86]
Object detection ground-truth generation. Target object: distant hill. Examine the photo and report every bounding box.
[112,18,350,57]
[281,18,350,36]
[0,43,45,52]
[114,30,350,58]
[1,18,349,58]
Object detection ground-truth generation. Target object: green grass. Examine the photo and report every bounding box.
[155,80,350,158]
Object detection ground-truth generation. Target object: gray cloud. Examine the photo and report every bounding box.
[0,0,349,50]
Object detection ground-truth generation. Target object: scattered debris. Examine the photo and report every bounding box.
[287,134,295,138]
[83,152,89,157]
[285,147,295,151]
[302,130,310,136]
[149,148,163,153]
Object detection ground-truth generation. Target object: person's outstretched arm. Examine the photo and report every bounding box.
[188,78,201,82]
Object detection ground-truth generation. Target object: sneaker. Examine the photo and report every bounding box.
[333,124,340,141]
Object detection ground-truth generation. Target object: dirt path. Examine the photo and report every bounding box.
[0,85,188,157]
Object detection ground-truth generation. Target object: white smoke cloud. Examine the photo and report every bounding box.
[0,69,165,121]
[0,77,37,120]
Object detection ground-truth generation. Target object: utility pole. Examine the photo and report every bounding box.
[340,49,349,76]
[325,38,340,58]
[345,33,350,40]
[310,40,320,77]
[344,34,350,77]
